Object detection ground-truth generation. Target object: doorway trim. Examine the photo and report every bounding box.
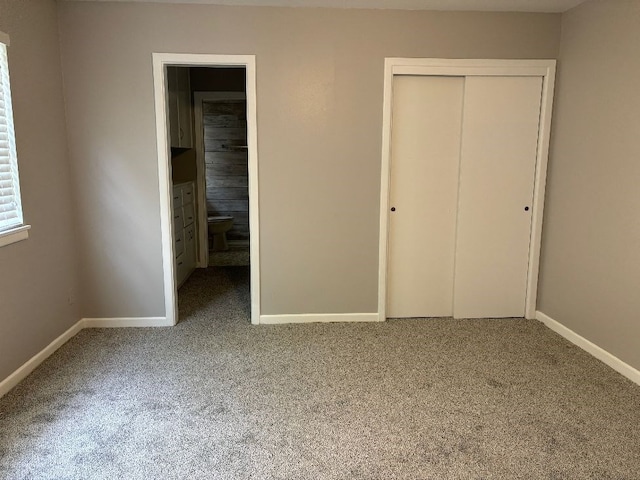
[152,53,260,326]
[378,58,556,321]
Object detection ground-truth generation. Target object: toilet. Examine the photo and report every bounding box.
[207,216,234,251]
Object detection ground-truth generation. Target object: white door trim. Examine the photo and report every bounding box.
[378,58,556,321]
[152,53,261,326]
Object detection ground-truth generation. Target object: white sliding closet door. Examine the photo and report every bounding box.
[387,76,464,318]
[453,76,543,318]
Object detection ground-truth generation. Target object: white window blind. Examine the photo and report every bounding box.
[0,39,23,233]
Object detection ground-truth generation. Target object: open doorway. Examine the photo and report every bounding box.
[152,54,260,326]
[193,82,249,269]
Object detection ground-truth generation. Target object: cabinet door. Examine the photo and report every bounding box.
[176,68,193,148]
[167,68,180,148]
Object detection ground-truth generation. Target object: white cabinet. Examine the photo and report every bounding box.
[167,67,193,148]
[173,181,197,288]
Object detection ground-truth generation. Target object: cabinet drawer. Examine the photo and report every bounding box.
[174,228,185,258]
[181,183,194,205]
[185,223,195,242]
[175,252,189,286]
[172,186,183,209]
[173,206,183,230]
[185,224,196,269]
[183,203,195,228]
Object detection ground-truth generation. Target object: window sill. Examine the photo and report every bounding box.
[0,224,31,248]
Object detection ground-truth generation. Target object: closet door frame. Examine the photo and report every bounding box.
[378,58,556,321]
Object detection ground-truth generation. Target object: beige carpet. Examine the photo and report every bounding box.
[0,266,639,479]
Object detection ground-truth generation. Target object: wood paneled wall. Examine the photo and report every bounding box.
[203,100,249,242]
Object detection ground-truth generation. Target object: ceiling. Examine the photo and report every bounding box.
[68,0,588,14]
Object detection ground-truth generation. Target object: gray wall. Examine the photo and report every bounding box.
[538,0,640,370]
[0,0,79,381]
[58,2,560,317]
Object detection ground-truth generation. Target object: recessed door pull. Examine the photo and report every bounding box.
[391,207,396,212]
[524,206,530,211]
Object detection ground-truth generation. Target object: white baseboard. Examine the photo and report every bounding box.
[536,311,640,386]
[259,313,381,324]
[0,319,84,398]
[82,317,171,328]
[0,316,172,399]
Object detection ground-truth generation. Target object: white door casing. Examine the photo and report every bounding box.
[152,54,260,326]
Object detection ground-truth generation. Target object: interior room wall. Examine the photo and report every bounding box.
[57,2,560,317]
[0,0,79,381]
[538,0,640,370]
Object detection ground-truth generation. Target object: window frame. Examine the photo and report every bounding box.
[0,30,30,248]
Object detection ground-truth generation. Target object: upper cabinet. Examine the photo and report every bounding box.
[167,67,193,148]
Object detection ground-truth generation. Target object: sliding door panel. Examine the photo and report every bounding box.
[387,76,464,318]
[453,76,543,318]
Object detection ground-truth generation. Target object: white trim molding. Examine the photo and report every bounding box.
[56,1,587,14]
[83,317,171,328]
[0,319,84,398]
[537,311,640,387]
[378,58,556,322]
[1,312,375,397]
[260,313,381,324]
[0,316,174,398]
[152,53,261,326]
[0,224,30,248]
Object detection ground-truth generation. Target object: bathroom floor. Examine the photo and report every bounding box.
[208,242,250,267]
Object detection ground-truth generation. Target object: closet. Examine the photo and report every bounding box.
[385,65,552,320]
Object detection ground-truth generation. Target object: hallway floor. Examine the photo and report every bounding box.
[208,245,250,267]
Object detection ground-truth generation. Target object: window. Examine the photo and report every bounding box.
[0,32,29,247]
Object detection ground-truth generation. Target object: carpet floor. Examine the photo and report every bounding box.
[208,245,250,267]
[1,267,639,479]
